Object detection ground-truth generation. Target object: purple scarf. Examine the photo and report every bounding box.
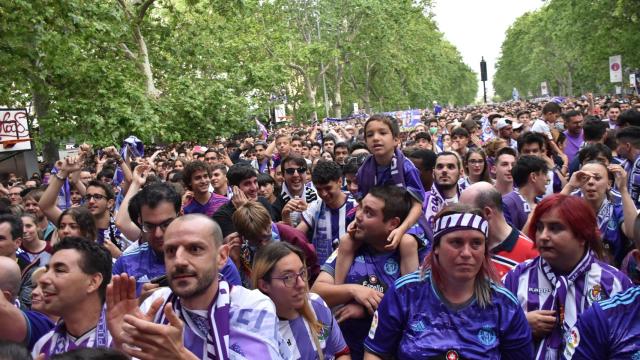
[159,280,231,360]
[537,251,595,360]
[49,306,109,355]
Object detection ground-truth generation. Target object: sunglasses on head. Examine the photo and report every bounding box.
[284,167,307,175]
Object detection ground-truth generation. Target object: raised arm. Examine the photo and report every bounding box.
[114,165,149,241]
[39,156,82,224]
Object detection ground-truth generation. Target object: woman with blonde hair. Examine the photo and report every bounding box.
[252,242,350,360]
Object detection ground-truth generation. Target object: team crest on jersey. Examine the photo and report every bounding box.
[318,324,330,342]
[477,326,497,346]
[631,350,640,360]
[446,350,459,360]
[368,311,379,339]
[355,255,365,263]
[588,284,604,302]
[409,320,426,332]
[384,258,399,275]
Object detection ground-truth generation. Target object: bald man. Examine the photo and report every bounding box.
[0,257,53,350]
[460,182,539,278]
[107,214,285,359]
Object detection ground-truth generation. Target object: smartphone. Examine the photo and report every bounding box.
[149,274,169,287]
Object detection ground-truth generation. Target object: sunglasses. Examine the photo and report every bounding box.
[284,167,307,175]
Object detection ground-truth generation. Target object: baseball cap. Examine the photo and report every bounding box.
[512,122,524,130]
[496,118,512,130]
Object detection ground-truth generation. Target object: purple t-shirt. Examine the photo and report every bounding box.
[182,192,229,217]
[23,310,54,350]
[502,191,531,231]
[563,130,584,163]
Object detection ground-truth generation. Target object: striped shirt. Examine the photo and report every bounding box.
[279,293,349,360]
[301,193,357,265]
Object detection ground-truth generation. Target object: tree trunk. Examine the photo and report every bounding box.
[32,88,58,164]
[134,26,160,98]
[332,58,343,118]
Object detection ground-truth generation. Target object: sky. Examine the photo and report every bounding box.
[432,0,543,101]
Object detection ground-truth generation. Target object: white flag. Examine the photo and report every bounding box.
[610,55,622,83]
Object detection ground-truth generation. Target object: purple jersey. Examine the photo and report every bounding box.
[321,245,428,359]
[563,286,640,359]
[113,241,241,294]
[301,194,357,265]
[504,254,632,359]
[502,190,531,231]
[365,270,533,360]
[183,192,229,217]
[23,310,54,350]
[355,156,426,204]
[279,293,349,360]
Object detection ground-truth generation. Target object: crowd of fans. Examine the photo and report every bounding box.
[1,93,640,359]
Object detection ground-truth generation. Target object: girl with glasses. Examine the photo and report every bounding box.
[459,148,491,191]
[253,242,350,360]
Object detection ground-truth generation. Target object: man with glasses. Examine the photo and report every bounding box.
[113,182,240,296]
[40,156,130,256]
[8,185,25,206]
[275,156,318,227]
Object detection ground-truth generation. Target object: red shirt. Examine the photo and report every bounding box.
[491,226,539,279]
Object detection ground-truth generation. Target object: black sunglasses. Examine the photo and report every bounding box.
[284,167,307,175]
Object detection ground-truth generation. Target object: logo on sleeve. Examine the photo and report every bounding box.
[409,320,426,332]
[384,258,399,275]
[477,326,497,346]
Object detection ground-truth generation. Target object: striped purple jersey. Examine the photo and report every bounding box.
[563,286,640,359]
[141,285,284,359]
[301,193,357,265]
[31,307,111,358]
[279,293,348,360]
[503,254,632,359]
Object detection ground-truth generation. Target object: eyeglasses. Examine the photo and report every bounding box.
[284,167,307,175]
[142,218,175,233]
[270,269,307,287]
[84,193,107,201]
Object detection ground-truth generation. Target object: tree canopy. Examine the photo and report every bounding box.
[0,0,476,160]
[493,0,640,99]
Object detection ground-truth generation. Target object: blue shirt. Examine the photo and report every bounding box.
[563,286,640,359]
[113,242,241,294]
[365,271,533,360]
[321,245,428,359]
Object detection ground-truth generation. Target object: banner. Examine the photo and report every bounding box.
[0,108,31,152]
[610,55,622,83]
[541,82,549,96]
[383,109,422,128]
[274,104,286,123]
[512,87,520,101]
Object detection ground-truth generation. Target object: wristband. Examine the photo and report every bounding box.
[54,172,67,181]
